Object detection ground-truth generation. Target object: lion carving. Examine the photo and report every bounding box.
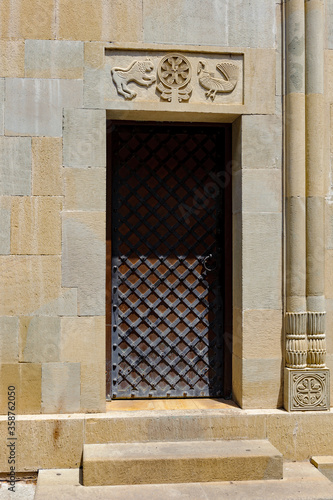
[111,59,156,100]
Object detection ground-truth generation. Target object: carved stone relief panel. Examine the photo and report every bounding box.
[103,48,243,109]
[284,368,330,411]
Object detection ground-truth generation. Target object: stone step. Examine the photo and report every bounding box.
[83,439,283,486]
[35,462,333,500]
[85,409,266,444]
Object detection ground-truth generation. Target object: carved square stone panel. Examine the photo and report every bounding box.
[284,367,330,412]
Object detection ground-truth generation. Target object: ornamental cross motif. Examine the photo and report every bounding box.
[157,54,192,102]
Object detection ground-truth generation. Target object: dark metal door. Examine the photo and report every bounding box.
[108,123,227,399]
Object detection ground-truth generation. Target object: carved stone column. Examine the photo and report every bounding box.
[284,0,308,410]
[304,0,329,407]
[284,0,330,411]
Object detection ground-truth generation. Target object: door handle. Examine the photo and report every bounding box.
[203,254,217,272]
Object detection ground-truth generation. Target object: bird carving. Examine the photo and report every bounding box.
[197,60,239,101]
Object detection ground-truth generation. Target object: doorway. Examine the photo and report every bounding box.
[106,122,232,399]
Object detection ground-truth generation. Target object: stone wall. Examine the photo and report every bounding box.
[0,0,285,413]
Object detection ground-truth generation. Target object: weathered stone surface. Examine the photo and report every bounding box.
[0,197,11,254]
[83,439,283,486]
[0,0,56,39]
[63,109,106,167]
[32,138,63,196]
[229,0,276,49]
[25,40,84,79]
[243,213,282,310]
[62,212,105,316]
[327,0,333,49]
[233,169,282,214]
[0,137,31,195]
[83,67,105,109]
[241,114,282,169]
[267,411,333,461]
[0,256,61,316]
[234,310,283,360]
[0,363,42,414]
[33,288,78,317]
[58,0,143,42]
[0,41,24,77]
[33,464,333,500]
[0,78,4,135]
[143,0,275,48]
[5,78,83,136]
[241,358,283,409]
[245,49,276,115]
[20,316,61,363]
[325,50,333,103]
[64,168,106,210]
[85,411,266,445]
[42,362,80,413]
[60,316,105,412]
[84,42,105,69]
[11,197,62,255]
[0,415,85,471]
[0,317,19,362]
[325,249,333,298]
[143,0,228,46]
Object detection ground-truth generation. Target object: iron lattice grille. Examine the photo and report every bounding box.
[111,124,225,398]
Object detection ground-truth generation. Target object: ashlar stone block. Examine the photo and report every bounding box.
[11,197,62,255]
[20,316,61,363]
[0,78,3,135]
[0,41,24,77]
[0,197,11,254]
[58,0,142,42]
[42,362,80,413]
[5,78,83,137]
[32,137,62,196]
[143,0,228,46]
[242,212,282,310]
[242,358,283,409]
[0,137,31,196]
[241,114,283,169]
[0,363,42,414]
[284,368,330,411]
[33,288,78,317]
[25,40,84,79]
[227,0,275,49]
[143,0,275,48]
[64,168,106,210]
[63,109,106,168]
[62,212,105,316]
[0,0,56,40]
[0,256,62,316]
[0,415,85,471]
[60,316,105,412]
[244,49,276,115]
[0,317,19,363]
[328,0,333,49]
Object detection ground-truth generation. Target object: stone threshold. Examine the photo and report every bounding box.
[106,398,238,412]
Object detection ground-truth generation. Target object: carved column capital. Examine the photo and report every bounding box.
[307,312,326,368]
[285,312,307,369]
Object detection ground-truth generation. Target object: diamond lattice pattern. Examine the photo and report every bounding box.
[111,125,224,398]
